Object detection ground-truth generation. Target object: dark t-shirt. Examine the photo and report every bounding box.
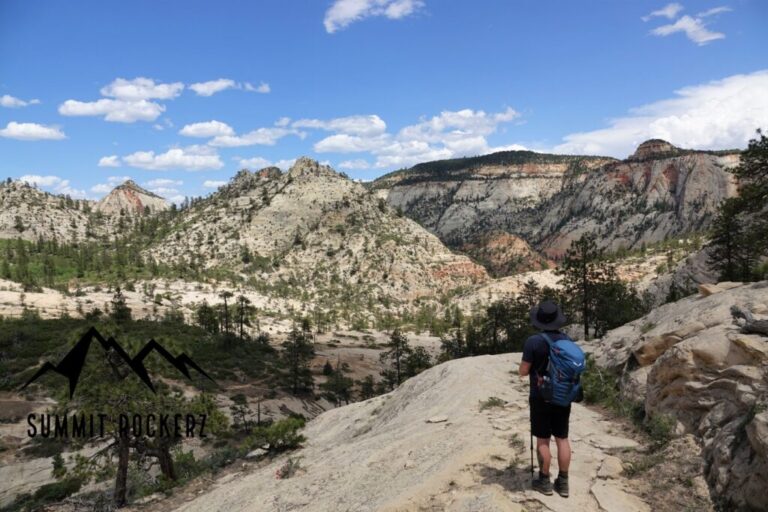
[522,330,569,399]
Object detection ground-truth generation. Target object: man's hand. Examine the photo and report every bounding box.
[519,360,531,377]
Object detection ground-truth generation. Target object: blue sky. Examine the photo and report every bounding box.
[1,0,766,202]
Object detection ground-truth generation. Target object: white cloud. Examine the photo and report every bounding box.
[238,156,272,169]
[1,94,40,108]
[645,4,730,45]
[90,183,113,194]
[294,114,387,136]
[100,77,184,100]
[308,106,522,168]
[324,0,424,33]
[553,70,768,158]
[314,133,391,153]
[148,186,179,197]
[189,79,237,97]
[651,15,725,45]
[59,98,165,122]
[244,82,271,93]
[338,159,371,169]
[191,79,271,96]
[59,77,182,123]
[0,122,66,140]
[90,175,133,195]
[275,117,291,127]
[210,127,303,147]
[122,145,224,171]
[98,155,120,167]
[179,120,235,138]
[19,174,86,198]
[145,178,182,187]
[642,3,683,21]
[237,156,295,170]
[203,180,227,188]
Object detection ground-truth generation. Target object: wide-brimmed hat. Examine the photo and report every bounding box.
[530,300,567,330]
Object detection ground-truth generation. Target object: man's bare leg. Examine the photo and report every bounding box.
[554,437,571,473]
[536,437,552,475]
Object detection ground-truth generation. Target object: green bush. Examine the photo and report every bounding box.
[248,417,306,453]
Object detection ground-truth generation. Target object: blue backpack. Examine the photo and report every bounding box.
[536,332,585,407]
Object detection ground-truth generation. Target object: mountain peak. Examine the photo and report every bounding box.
[287,157,340,179]
[631,139,679,160]
[95,179,169,215]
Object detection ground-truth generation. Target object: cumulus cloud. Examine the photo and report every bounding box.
[100,77,184,100]
[121,145,224,171]
[642,2,683,21]
[293,114,387,136]
[0,122,66,140]
[59,98,165,123]
[1,94,40,108]
[190,79,271,96]
[145,178,182,187]
[553,70,768,158]
[210,127,303,147]
[189,79,237,97]
[59,77,183,123]
[644,3,730,45]
[324,0,424,33]
[236,156,295,170]
[90,176,133,195]
[98,155,120,167]
[203,180,227,188]
[179,120,235,138]
[19,174,86,198]
[338,159,371,169]
[306,106,522,168]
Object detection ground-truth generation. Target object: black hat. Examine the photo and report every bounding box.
[530,300,567,330]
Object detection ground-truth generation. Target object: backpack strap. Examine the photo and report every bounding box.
[537,332,555,375]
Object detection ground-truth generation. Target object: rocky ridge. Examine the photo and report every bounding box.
[375,142,740,264]
[144,158,488,309]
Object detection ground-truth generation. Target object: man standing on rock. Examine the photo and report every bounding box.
[518,300,584,498]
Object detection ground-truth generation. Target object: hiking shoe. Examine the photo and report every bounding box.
[532,475,553,495]
[554,476,569,498]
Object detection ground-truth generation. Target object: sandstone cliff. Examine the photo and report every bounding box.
[375,142,740,265]
[589,281,768,511]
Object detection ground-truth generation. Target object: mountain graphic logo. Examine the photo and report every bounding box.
[21,327,214,398]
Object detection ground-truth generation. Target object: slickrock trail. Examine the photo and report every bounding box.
[143,354,651,512]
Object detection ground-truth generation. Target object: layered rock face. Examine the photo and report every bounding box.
[528,147,740,258]
[376,142,740,265]
[95,179,169,215]
[375,152,612,246]
[591,281,768,510]
[145,158,488,306]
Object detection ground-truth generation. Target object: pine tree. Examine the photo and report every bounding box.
[110,287,132,324]
[379,328,411,388]
[281,327,314,395]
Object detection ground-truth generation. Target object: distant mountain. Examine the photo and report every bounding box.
[95,179,169,215]
[374,141,741,266]
[144,157,488,310]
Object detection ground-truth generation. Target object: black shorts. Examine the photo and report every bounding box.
[529,396,571,439]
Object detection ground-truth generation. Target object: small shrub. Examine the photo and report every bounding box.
[479,396,505,411]
[275,457,302,479]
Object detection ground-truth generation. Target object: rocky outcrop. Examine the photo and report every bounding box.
[459,231,553,277]
[591,281,768,510]
[145,158,488,309]
[95,180,169,215]
[0,180,96,242]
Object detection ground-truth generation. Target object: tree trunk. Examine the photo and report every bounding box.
[157,446,177,481]
[114,437,130,507]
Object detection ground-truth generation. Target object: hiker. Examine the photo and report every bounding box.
[518,300,585,498]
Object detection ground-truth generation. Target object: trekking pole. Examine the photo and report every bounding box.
[530,423,535,480]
